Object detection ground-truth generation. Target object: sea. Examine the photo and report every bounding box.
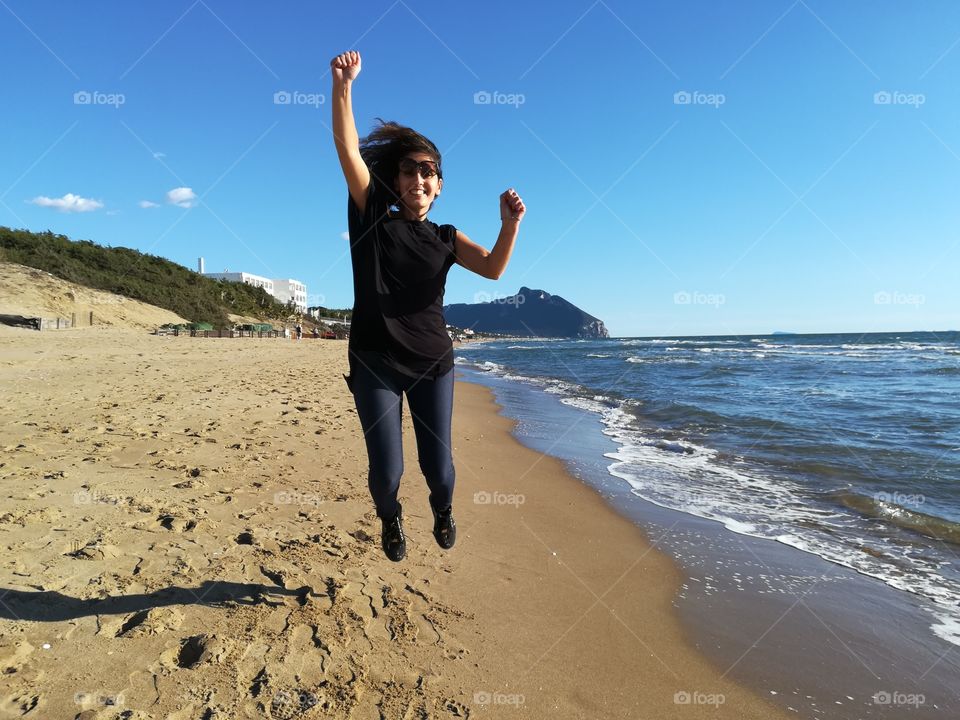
[453,331,960,717]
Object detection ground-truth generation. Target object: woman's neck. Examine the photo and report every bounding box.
[391,207,428,222]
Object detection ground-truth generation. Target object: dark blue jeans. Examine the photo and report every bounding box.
[348,349,456,520]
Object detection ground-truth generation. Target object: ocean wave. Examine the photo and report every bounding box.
[474,361,504,373]
[621,338,738,346]
[625,356,696,364]
[916,366,960,375]
[668,346,901,360]
[830,491,960,545]
[931,615,960,646]
[457,357,604,404]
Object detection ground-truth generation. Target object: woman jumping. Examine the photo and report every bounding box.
[330,50,526,562]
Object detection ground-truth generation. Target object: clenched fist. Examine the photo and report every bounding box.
[500,188,526,223]
[330,51,361,83]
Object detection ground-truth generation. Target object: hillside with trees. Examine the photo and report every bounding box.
[0,227,294,328]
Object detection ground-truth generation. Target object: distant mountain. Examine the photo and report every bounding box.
[444,286,608,339]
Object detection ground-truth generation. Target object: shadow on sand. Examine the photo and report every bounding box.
[0,580,319,622]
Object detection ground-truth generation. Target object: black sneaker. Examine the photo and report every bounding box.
[380,503,406,562]
[431,503,456,549]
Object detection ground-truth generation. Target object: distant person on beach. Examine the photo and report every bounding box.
[295,323,303,341]
[330,50,525,561]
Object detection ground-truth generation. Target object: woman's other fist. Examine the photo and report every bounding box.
[500,188,526,222]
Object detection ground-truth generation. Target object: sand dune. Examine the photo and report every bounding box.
[0,262,188,330]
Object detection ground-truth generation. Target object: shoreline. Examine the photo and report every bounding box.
[444,376,792,718]
[453,358,959,719]
[0,329,789,718]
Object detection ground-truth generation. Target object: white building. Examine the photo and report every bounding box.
[204,271,274,294]
[273,279,307,314]
[199,258,308,315]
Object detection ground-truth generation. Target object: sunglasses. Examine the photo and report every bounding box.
[398,157,441,179]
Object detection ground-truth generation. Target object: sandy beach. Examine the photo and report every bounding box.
[0,327,790,719]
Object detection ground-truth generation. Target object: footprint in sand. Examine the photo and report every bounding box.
[392,583,473,659]
[372,678,434,719]
[157,633,233,671]
[318,577,372,651]
[380,585,422,644]
[156,513,199,532]
[0,640,42,682]
[0,642,44,716]
[146,504,207,533]
[109,606,184,638]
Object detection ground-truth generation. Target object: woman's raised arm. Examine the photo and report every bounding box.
[454,189,526,280]
[330,51,371,214]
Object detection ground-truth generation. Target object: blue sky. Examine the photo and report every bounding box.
[2,1,958,337]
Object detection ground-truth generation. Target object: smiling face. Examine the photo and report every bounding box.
[393,151,442,220]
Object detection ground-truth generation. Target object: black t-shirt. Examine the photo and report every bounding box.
[347,176,459,380]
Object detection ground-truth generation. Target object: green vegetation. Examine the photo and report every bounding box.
[0,226,295,327]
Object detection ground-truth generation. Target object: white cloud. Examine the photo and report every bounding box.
[153,152,166,159]
[166,187,197,208]
[139,200,160,208]
[29,193,104,213]
[340,231,350,241]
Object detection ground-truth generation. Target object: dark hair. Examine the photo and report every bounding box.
[359,118,442,212]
